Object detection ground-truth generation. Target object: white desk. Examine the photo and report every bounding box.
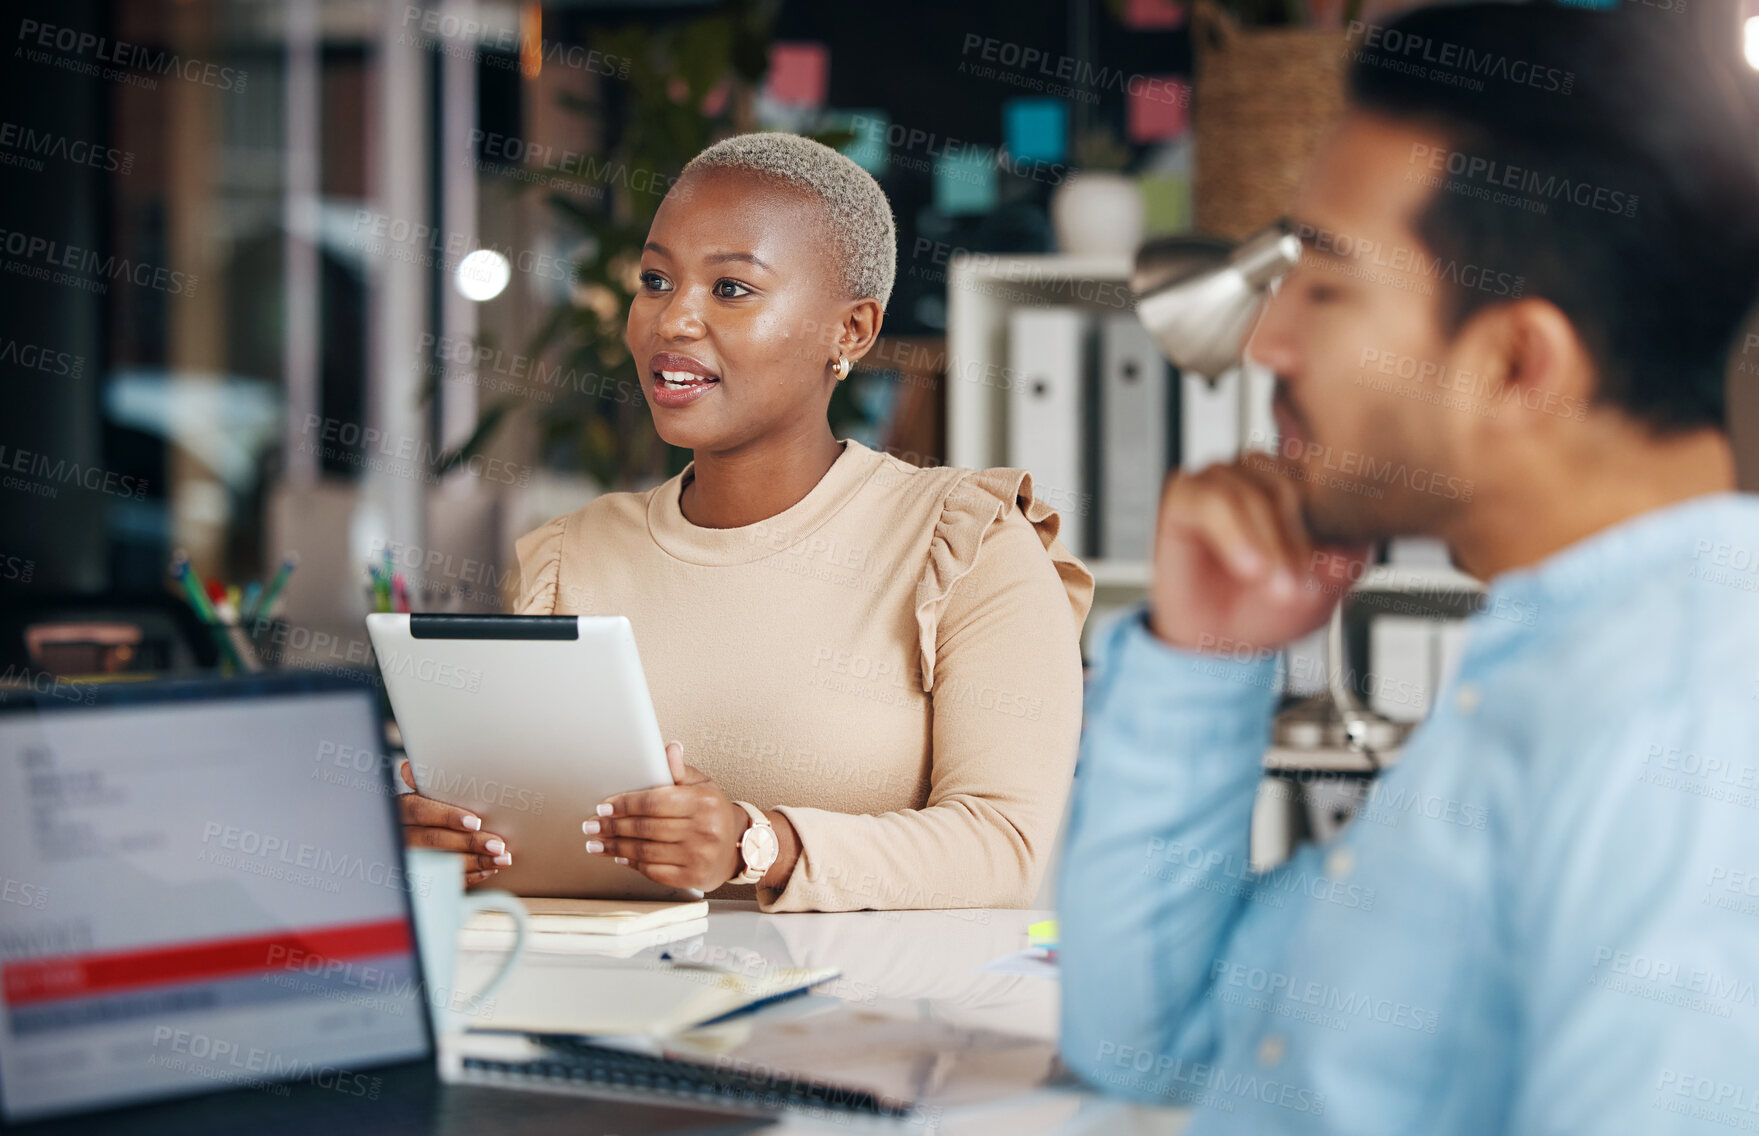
[454,901,1189,1135]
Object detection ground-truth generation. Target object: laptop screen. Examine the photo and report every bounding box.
[0,674,430,1121]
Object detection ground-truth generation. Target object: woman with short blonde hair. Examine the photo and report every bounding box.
[400,132,1092,912]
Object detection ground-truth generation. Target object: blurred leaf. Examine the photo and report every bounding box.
[435,400,515,478]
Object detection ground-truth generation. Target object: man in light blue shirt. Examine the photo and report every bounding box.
[1058,5,1759,1133]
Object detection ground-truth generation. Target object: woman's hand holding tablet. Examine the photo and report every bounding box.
[586,740,799,892]
[396,759,514,885]
[368,613,699,901]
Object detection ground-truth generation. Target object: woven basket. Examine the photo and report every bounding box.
[1192,1,1349,240]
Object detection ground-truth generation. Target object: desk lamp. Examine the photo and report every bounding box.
[1131,220,1412,766]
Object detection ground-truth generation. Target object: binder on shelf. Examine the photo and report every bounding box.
[1008,306,1090,555]
[1368,615,1435,724]
[1180,367,1240,472]
[1240,359,1278,457]
[1284,623,1329,698]
[1098,313,1171,562]
[1435,620,1471,698]
[1387,537,1453,567]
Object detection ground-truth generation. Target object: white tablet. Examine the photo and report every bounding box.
[365,613,697,902]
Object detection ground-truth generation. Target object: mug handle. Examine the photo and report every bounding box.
[456,889,528,1006]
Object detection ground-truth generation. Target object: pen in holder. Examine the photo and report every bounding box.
[366,551,412,615]
[169,553,300,676]
[171,555,256,675]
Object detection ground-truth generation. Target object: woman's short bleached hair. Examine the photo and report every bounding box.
[679,132,896,312]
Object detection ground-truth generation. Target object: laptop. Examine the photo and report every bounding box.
[0,672,431,1122]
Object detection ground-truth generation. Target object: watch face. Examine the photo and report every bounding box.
[742,824,780,871]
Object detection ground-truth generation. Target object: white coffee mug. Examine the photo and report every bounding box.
[404,847,528,1040]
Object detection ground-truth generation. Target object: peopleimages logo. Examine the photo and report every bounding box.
[17,19,248,92]
[1354,346,1588,423]
[470,130,679,198]
[150,1028,378,1098]
[0,444,149,499]
[375,649,483,694]
[1,877,48,910]
[199,822,421,893]
[1242,436,1475,504]
[958,33,1190,107]
[417,333,645,406]
[1345,20,1573,95]
[1293,222,1523,299]
[398,5,630,79]
[845,114,1071,187]
[1090,1041,1327,1116]
[1407,143,1638,220]
[298,414,530,487]
[0,335,82,378]
[0,227,197,296]
[0,665,95,705]
[0,122,133,174]
[1209,960,1441,1034]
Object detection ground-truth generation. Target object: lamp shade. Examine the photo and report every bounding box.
[1131,221,1301,381]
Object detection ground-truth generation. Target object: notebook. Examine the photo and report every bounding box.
[461,917,709,958]
[459,952,840,1038]
[466,897,706,935]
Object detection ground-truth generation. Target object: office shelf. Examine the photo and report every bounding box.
[1086,558,1151,591]
[1081,558,1482,597]
[1352,563,1483,594]
[944,252,1134,475]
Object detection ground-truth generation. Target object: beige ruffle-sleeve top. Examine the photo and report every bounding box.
[513,438,1093,912]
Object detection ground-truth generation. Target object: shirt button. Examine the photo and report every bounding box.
[1258,1035,1286,1067]
[1455,683,1481,714]
[1325,847,1355,879]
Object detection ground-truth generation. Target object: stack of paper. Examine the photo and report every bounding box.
[462,898,708,956]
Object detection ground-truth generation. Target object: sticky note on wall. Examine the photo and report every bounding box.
[1003,99,1067,164]
[1140,174,1192,235]
[831,109,889,176]
[1128,75,1191,143]
[766,42,828,107]
[935,150,998,215]
[1124,0,1187,29]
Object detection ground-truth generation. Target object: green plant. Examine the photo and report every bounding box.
[1072,126,1131,173]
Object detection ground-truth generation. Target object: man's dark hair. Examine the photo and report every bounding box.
[1346,3,1759,432]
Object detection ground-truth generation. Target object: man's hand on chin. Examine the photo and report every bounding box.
[1147,456,1372,655]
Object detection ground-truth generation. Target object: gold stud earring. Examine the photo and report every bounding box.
[833,355,852,382]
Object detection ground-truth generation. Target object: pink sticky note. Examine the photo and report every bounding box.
[1124,0,1187,29]
[701,79,730,117]
[765,42,828,108]
[1128,75,1191,142]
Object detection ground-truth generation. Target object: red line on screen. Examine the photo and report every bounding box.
[2,918,412,1006]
